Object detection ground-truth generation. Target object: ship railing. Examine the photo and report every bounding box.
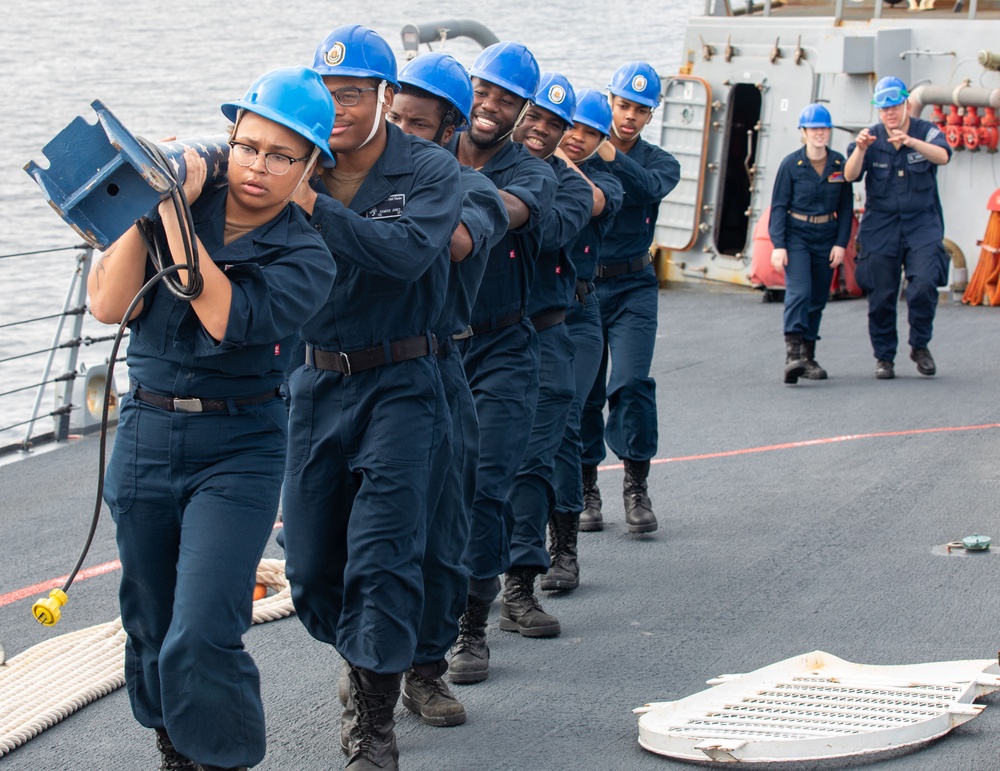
[0,244,124,457]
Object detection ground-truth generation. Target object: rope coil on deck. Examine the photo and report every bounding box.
[0,558,294,757]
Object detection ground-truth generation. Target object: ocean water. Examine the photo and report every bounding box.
[0,0,700,445]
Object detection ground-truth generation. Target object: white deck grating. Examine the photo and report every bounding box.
[635,651,1000,763]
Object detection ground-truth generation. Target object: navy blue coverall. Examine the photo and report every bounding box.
[769,146,854,341]
[416,164,508,669]
[104,184,336,769]
[847,119,952,361]
[581,138,680,466]
[508,155,594,570]
[552,164,624,519]
[444,136,558,602]
[282,124,462,675]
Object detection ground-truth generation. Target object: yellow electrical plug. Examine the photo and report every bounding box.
[32,589,68,626]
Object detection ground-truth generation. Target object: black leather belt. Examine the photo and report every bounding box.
[595,251,652,279]
[790,211,836,224]
[530,308,567,333]
[575,279,593,303]
[452,309,524,340]
[132,387,280,413]
[436,336,453,359]
[306,335,436,375]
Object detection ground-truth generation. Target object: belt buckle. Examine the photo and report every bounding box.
[452,326,473,341]
[338,351,353,376]
[173,398,203,413]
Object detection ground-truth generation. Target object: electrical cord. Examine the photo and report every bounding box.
[32,151,203,626]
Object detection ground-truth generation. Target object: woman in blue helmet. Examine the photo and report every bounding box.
[545,88,624,591]
[768,102,854,384]
[87,67,337,771]
[845,76,952,380]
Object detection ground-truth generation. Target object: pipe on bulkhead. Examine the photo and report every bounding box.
[908,83,1000,118]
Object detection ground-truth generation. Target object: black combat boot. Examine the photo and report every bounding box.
[339,662,354,754]
[801,339,828,380]
[623,459,657,534]
[784,334,808,384]
[578,464,604,531]
[448,596,491,684]
[540,512,579,591]
[499,566,561,637]
[402,660,467,726]
[155,728,196,771]
[345,667,401,770]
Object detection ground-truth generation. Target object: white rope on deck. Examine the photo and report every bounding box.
[0,557,294,757]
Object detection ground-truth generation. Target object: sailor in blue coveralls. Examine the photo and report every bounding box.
[845,76,952,380]
[545,88,624,591]
[386,51,508,728]
[88,68,338,771]
[580,61,680,534]
[279,26,461,771]
[443,41,558,685]
[505,72,593,636]
[769,103,854,385]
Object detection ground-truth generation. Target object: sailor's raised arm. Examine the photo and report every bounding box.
[844,127,874,182]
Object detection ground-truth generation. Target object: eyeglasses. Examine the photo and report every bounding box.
[228,141,310,175]
[331,87,377,106]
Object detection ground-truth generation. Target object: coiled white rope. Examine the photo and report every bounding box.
[0,557,295,757]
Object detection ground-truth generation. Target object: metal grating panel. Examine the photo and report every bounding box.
[635,651,1000,763]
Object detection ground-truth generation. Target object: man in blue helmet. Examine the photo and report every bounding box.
[545,88,624,592]
[845,75,951,379]
[386,50,508,728]
[579,61,680,534]
[444,40,558,685]
[89,67,338,771]
[504,72,593,635]
[280,24,462,771]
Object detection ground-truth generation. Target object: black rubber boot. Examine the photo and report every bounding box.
[784,334,808,384]
[578,464,604,531]
[540,512,579,591]
[448,596,491,684]
[801,339,828,380]
[499,567,561,637]
[402,661,467,726]
[345,667,401,770]
[623,459,657,534]
[155,729,197,771]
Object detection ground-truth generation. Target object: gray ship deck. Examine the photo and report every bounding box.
[2,285,999,770]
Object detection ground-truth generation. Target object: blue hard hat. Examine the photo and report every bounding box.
[872,76,909,108]
[572,88,614,137]
[798,103,833,129]
[398,52,473,130]
[608,61,661,108]
[312,24,400,89]
[532,72,577,127]
[221,67,336,167]
[468,41,540,101]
